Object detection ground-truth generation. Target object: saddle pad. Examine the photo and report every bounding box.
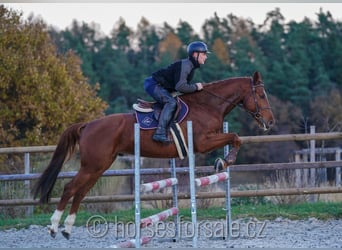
[135,99,189,129]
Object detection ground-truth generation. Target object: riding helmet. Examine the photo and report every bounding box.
[187,41,210,56]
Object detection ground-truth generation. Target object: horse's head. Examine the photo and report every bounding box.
[242,72,275,131]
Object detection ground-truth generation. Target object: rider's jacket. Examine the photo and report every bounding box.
[152,57,200,93]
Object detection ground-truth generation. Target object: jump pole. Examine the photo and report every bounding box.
[187,121,198,248]
[134,123,141,248]
[170,158,180,242]
[223,121,232,240]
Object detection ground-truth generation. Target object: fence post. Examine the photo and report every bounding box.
[336,149,341,187]
[294,153,302,187]
[24,153,33,216]
[309,125,316,202]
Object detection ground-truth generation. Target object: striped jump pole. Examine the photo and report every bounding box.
[140,207,179,228]
[195,172,229,187]
[110,236,152,248]
[141,178,178,192]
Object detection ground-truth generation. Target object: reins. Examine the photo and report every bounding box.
[201,87,242,108]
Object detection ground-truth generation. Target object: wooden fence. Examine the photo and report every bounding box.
[1,131,342,207]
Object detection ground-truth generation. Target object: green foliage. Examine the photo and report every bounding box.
[0,6,107,150]
[231,185,268,206]
[310,88,342,135]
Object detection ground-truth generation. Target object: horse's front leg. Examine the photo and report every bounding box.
[197,132,242,171]
[225,142,240,165]
[216,134,241,171]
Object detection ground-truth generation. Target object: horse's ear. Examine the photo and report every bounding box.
[253,71,262,84]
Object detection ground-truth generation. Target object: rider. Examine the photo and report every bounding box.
[144,41,210,143]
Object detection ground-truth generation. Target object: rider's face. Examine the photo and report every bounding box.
[195,52,208,65]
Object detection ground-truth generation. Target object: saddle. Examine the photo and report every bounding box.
[132,99,154,112]
[132,97,188,129]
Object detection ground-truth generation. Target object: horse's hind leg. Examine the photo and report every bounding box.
[47,179,78,237]
[61,172,102,239]
[48,179,79,237]
[47,167,102,238]
[48,209,64,238]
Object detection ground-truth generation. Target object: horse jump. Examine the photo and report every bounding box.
[188,121,232,247]
[110,124,180,248]
[110,121,232,248]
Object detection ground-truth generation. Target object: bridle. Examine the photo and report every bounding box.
[243,79,272,129]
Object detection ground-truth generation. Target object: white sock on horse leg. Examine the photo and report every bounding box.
[63,213,76,234]
[50,209,64,233]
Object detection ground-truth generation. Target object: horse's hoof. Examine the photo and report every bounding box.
[226,149,238,165]
[214,158,226,172]
[62,230,70,240]
[48,228,57,238]
[226,155,236,165]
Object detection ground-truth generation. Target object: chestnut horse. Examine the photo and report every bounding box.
[33,71,274,239]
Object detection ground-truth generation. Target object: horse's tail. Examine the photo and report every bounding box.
[32,122,85,204]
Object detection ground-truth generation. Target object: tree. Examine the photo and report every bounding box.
[158,32,182,61]
[110,17,133,52]
[211,37,230,65]
[135,17,160,73]
[310,88,342,133]
[0,6,107,147]
[50,20,103,85]
[176,20,200,48]
[202,12,232,46]
[316,9,342,87]
[257,8,287,97]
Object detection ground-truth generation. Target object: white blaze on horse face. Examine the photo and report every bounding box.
[64,213,76,234]
[50,209,64,233]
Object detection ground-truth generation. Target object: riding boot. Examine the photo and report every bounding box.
[153,104,175,143]
[153,126,171,143]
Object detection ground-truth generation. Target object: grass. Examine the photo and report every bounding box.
[1,201,342,230]
[231,201,342,220]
